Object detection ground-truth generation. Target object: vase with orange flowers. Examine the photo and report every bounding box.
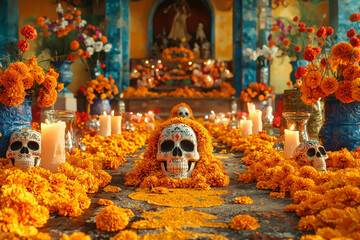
[34,3,111,92]
[0,25,63,157]
[294,13,360,151]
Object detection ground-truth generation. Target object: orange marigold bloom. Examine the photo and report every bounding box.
[0,84,25,106]
[326,26,334,36]
[43,75,57,90]
[8,62,29,76]
[37,88,57,107]
[272,25,279,32]
[295,66,307,79]
[304,70,322,89]
[343,65,360,81]
[75,10,82,16]
[100,36,108,44]
[319,77,338,95]
[294,45,301,52]
[307,27,314,33]
[21,73,35,90]
[110,230,138,240]
[57,83,64,92]
[350,37,360,47]
[318,41,324,47]
[268,40,276,48]
[353,48,360,63]
[20,25,37,40]
[60,232,91,240]
[331,42,353,62]
[17,40,30,52]
[47,68,59,80]
[287,80,293,87]
[96,206,133,232]
[44,31,50,37]
[347,29,356,38]
[70,40,80,50]
[283,38,291,47]
[75,17,81,23]
[351,78,360,101]
[349,13,360,22]
[335,80,354,103]
[316,27,326,38]
[303,48,317,62]
[35,17,45,26]
[233,196,253,204]
[1,69,23,88]
[229,215,260,230]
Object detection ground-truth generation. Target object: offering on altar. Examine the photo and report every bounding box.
[168,103,194,120]
[6,128,41,169]
[293,140,328,171]
[125,118,229,188]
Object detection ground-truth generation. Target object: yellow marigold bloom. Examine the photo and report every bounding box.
[100,93,107,100]
[60,232,91,240]
[319,77,338,95]
[286,80,293,87]
[233,196,253,204]
[269,192,285,198]
[298,215,316,230]
[97,199,114,206]
[335,80,354,103]
[229,214,260,230]
[96,206,133,232]
[110,230,138,240]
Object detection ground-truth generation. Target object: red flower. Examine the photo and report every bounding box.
[295,66,307,79]
[101,63,106,68]
[294,45,301,52]
[316,27,326,38]
[20,25,37,40]
[306,27,315,33]
[17,40,30,52]
[68,53,74,62]
[350,37,360,47]
[299,27,306,33]
[293,16,299,22]
[349,13,360,22]
[303,48,317,62]
[320,58,328,68]
[325,27,334,36]
[313,47,321,55]
[318,41,324,46]
[298,22,305,28]
[347,29,356,38]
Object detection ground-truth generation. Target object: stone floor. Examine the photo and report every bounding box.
[39,143,312,240]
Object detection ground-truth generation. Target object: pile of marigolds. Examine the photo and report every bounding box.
[205,122,360,240]
[0,125,150,239]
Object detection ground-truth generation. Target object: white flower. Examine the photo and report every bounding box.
[79,20,87,28]
[84,37,95,47]
[56,3,63,14]
[87,47,94,56]
[94,41,104,52]
[104,43,112,52]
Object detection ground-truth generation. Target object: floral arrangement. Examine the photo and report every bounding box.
[125,117,230,189]
[243,44,279,61]
[34,3,111,68]
[0,25,63,107]
[161,47,194,62]
[294,13,360,104]
[240,82,275,103]
[81,74,119,105]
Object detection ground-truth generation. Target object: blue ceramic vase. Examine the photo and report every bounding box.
[318,97,360,151]
[0,97,32,158]
[51,60,73,94]
[90,98,111,116]
[290,60,308,84]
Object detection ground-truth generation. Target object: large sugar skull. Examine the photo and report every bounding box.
[177,107,191,119]
[294,140,328,171]
[157,123,200,178]
[6,128,41,169]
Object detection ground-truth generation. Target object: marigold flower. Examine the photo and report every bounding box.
[307,27,314,33]
[272,25,279,32]
[229,215,260,230]
[343,65,360,81]
[351,78,360,101]
[325,27,334,36]
[303,48,317,62]
[60,232,91,240]
[75,10,82,16]
[293,16,299,22]
[35,17,45,26]
[331,42,353,62]
[350,37,360,47]
[316,27,326,38]
[347,29,356,38]
[319,77,338,95]
[43,75,57,90]
[110,230,138,240]
[294,45,301,52]
[282,38,291,47]
[268,40,276,48]
[100,36,108,44]
[295,66,307,79]
[349,13,360,22]
[233,196,253,204]
[97,199,114,206]
[96,206,133,232]
[70,40,80,50]
[20,24,37,40]
[17,39,30,52]
[299,22,305,28]
[335,80,354,103]
[75,17,81,23]
[37,88,57,107]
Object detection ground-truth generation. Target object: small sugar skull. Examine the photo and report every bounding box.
[157,123,200,178]
[6,128,41,169]
[294,140,328,171]
[177,107,190,119]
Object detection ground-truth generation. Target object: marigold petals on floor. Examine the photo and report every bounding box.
[139,229,228,240]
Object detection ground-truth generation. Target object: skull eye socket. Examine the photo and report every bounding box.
[28,141,39,151]
[180,140,194,152]
[10,141,22,151]
[318,146,326,155]
[160,140,175,152]
[307,148,316,157]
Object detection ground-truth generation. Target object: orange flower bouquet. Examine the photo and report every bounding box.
[240,82,274,103]
[0,25,63,108]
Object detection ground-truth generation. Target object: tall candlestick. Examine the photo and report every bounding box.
[40,121,66,173]
[99,112,111,137]
[241,119,253,138]
[249,110,262,134]
[111,111,122,135]
[284,128,300,158]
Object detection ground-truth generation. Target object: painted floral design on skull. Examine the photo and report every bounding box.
[6,128,41,169]
[157,123,200,178]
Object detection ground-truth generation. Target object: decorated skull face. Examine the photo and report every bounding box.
[157,123,200,178]
[177,107,190,119]
[294,140,328,171]
[6,128,41,169]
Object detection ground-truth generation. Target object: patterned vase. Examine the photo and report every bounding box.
[0,97,32,158]
[318,97,360,151]
[90,98,111,116]
[51,60,73,94]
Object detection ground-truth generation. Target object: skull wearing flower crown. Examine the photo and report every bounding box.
[293,140,327,171]
[177,107,191,119]
[157,123,199,178]
[6,128,41,169]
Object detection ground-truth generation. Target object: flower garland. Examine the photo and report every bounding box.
[168,102,194,120]
[125,118,229,189]
[161,47,194,62]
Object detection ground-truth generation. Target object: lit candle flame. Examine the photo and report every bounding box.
[188,61,192,65]
[216,119,221,123]
[205,115,209,120]
[145,118,148,123]
[45,119,50,124]
[103,111,107,116]
[242,116,246,121]
[111,110,114,116]
[145,60,149,65]
[148,111,153,115]
[157,60,161,63]
[151,65,155,69]
[290,124,295,131]
[211,110,215,115]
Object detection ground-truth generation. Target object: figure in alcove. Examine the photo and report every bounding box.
[164,0,191,44]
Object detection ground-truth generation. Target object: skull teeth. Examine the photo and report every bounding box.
[161,161,195,174]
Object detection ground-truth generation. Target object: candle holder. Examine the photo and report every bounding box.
[274,112,310,150]
[44,110,78,154]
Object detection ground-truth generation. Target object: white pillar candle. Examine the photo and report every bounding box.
[40,121,66,173]
[111,115,122,135]
[284,128,300,158]
[99,112,111,137]
[249,110,262,134]
[241,119,253,138]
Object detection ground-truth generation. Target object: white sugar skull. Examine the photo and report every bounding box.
[294,140,328,171]
[6,128,41,169]
[177,107,190,119]
[157,123,200,178]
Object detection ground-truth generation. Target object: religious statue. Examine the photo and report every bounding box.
[164,0,191,42]
[196,23,207,43]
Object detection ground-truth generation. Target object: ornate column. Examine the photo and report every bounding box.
[105,0,130,92]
